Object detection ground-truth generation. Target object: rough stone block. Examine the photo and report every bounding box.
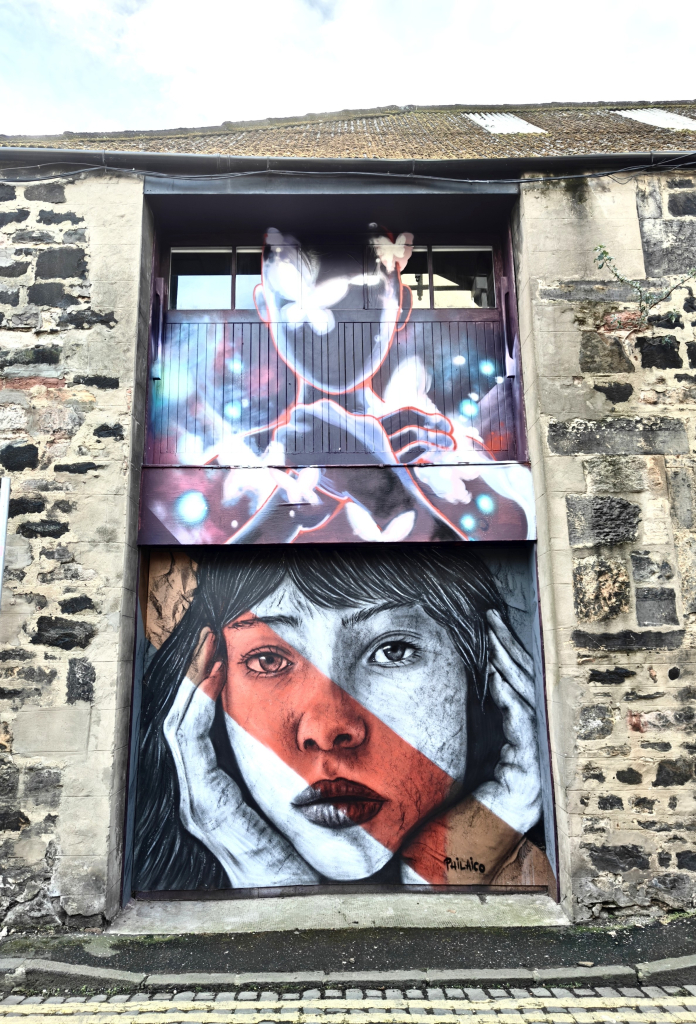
[578,704,614,740]
[35,247,87,281]
[636,336,683,370]
[593,382,633,404]
[0,260,29,278]
[24,183,66,203]
[666,466,694,528]
[572,629,685,650]
[0,210,29,228]
[0,442,38,468]
[668,192,696,217]
[572,555,630,621]
[566,495,641,546]
[66,658,96,704]
[639,217,696,276]
[636,180,662,220]
[17,520,68,539]
[0,343,61,370]
[584,843,650,872]
[598,794,623,810]
[630,552,674,582]
[588,666,636,684]
[30,616,97,650]
[583,455,647,493]
[653,758,693,787]
[580,332,634,373]
[0,184,16,202]
[71,375,119,390]
[648,312,684,330]
[12,229,54,244]
[635,587,679,627]
[27,282,78,308]
[549,417,689,456]
[38,209,83,225]
[58,309,116,330]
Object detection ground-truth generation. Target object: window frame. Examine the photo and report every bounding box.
[167,244,497,313]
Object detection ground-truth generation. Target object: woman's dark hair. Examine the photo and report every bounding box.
[133,544,510,891]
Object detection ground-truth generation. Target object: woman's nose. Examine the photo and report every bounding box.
[296,687,367,753]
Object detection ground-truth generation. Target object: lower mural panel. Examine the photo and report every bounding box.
[131,543,556,895]
[139,463,536,545]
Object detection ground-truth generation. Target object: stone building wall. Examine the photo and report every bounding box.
[0,174,150,928]
[2,158,696,930]
[515,168,696,923]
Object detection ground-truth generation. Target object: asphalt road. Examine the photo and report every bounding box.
[3,916,696,975]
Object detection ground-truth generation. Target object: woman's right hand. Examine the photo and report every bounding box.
[164,628,320,888]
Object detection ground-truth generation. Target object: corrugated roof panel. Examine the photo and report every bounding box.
[613,108,696,130]
[465,112,547,135]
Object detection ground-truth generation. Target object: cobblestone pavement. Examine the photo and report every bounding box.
[4,985,696,1022]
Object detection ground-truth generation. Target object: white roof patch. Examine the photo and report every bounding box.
[466,112,547,135]
[613,108,696,130]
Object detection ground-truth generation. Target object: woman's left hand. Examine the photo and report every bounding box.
[472,609,541,835]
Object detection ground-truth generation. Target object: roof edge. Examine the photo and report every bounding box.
[1,99,696,143]
[1,146,695,181]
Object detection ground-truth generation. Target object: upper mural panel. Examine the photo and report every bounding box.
[140,229,533,545]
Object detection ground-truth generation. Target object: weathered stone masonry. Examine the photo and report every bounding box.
[514,169,696,923]
[0,175,151,929]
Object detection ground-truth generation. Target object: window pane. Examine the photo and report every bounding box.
[236,249,262,309]
[400,248,430,308]
[170,251,232,310]
[431,248,495,308]
[307,247,365,309]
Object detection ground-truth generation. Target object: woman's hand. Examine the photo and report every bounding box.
[164,628,320,888]
[472,609,542,835]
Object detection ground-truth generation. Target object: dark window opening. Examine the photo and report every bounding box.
[431,248,495,309]
[170,250,232,310]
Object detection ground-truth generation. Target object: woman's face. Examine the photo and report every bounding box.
[220,582,468,880]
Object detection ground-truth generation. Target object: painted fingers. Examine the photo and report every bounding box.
[472,611,541,835]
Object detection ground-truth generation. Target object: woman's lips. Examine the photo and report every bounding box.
[292,778,386,828]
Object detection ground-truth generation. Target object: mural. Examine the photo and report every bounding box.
[140,229,534,545]
[133,546,554,892]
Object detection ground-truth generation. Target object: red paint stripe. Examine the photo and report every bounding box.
[216,617,455,853]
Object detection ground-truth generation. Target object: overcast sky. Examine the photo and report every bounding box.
[1,0,694,137]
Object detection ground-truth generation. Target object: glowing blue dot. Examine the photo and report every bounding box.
[225,401,242,420]
[177,491,208,525]
[460,399,478,417]
[476,494,495,515]
[480,361,495,375]
[460,515,477,532]
[495,375,504,384]
[453,355,466,366]
[229,358,243,374]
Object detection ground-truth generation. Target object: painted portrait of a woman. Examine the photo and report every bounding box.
[133,546,554,892]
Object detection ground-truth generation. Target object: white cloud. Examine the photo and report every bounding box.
[0,0,693,137]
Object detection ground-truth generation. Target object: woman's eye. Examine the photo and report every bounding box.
[370,641,418,666]
[244,651,292,674]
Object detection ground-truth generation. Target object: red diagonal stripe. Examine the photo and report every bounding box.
[215,617,455,853]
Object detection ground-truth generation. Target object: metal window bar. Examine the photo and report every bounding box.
[146,320,515,465]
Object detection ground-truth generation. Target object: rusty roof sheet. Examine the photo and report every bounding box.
[3,103,696,161]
